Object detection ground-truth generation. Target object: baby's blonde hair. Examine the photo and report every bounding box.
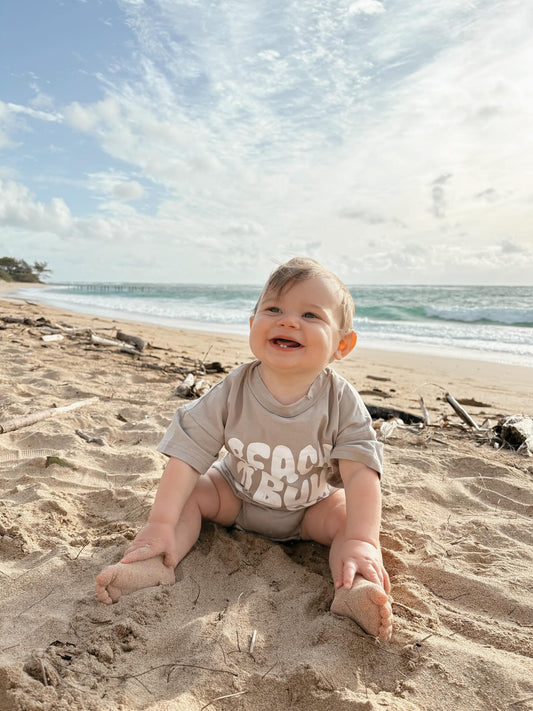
[253,257,355,334]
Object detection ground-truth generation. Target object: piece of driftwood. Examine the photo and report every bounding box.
[175,374,212,399]
[379,419,399,441]
[90,333,137,353]
[204,361,227,374]
[41,334,64,343]
[0,397,99,434]
[1,316,28,324]
[75,429,106,446]
[359,388,392,399]
[116,331,145,352]
[140,362,188,375]
[1,316,53,328]
[419,396,431,426]
[175,373,196,397]
[365,404,423,425]
[445,393,480,430]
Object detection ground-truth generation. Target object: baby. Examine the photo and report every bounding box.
[96,257,392,641]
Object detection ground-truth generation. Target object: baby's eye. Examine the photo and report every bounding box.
[265,306,281,314]
[303,312,318,319]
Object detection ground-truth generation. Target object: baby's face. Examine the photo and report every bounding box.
[249,276,347,378]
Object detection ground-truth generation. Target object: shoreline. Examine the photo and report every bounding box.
[4,280,533,371]
[1,290,531,416]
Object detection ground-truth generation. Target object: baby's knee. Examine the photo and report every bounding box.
[324,496,348,538]
[191,468,240,523]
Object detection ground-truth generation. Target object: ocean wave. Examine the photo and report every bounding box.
[14,283,533,366]
[424,306,533,327]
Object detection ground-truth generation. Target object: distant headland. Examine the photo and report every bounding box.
[0,257,51,283]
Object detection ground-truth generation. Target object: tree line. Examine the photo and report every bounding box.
[0,257,51,283]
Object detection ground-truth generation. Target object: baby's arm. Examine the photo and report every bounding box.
[120,457,199,567]
[336,460,390,593]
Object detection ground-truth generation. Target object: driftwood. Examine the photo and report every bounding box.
[140,362,189,375]
[1,316,53,328]
[175,374,211,399]
[365,405,423,425]
[75,429,107,446]
[0,397,99,434]
[419,396,431,426]
[445,393,480,430]
[116,331,145,352]
[90,333,137,353]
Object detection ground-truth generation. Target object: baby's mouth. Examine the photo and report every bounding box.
[271,338,302,349]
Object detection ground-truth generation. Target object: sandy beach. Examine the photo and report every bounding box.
[1,287,532,711]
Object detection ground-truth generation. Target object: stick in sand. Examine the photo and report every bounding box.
[419,396,431,426]
[0,397,99,434]
[445,393,480,430]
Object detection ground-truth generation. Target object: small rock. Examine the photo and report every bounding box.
[497,415,533,455]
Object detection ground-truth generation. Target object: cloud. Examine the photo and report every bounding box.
[431,174,452,219]
[339,208,387,225]
[63,101,101,132]
[348,1,386,17]
[86,172,145,202]
[0,102,17,149]
[499,239,528,255]
[0,180,73,233]
[475,188,499,203]
[2,0,532,284]
[113,181,145,201]
[28,80,55,110]
[6,103,63,123]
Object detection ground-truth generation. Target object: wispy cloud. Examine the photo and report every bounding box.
[6,103,63,123]
[0,0,532,283]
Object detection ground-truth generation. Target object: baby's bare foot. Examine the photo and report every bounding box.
[331,575,393,641]
[95,556,175,604]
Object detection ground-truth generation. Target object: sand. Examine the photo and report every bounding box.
[1,287,532,711]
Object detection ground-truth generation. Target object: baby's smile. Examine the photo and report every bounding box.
[270,337,302,349]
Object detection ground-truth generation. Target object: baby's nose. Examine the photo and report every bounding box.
[278,312,299,327]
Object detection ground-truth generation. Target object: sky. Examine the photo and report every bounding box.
[1,0,532,286]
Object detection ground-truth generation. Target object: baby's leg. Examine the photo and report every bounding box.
[95,468,241,604]
[301,491,393,642]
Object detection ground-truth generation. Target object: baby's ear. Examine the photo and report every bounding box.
[333,331,357,360]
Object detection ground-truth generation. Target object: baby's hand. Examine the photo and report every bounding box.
[335,538,390,593]
[121,522,178,567]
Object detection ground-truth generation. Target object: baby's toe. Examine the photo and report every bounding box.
[95,582,113,604]
[368,585,389,606]
[378,603,393,641]
[95,566,122,604]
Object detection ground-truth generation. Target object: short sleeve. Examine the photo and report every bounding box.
[157,379,229,474]
[330,381,383,478]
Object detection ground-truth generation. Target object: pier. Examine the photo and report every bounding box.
[68,283,154,294]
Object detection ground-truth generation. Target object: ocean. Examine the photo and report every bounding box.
[13,283,533,367]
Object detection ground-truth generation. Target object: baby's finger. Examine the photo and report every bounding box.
[342,560,357,589]
[331,558,344,589]
[121,544,158,564]
[382,567,391,594]
[360,563,382,587]
[163,550,179,568]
